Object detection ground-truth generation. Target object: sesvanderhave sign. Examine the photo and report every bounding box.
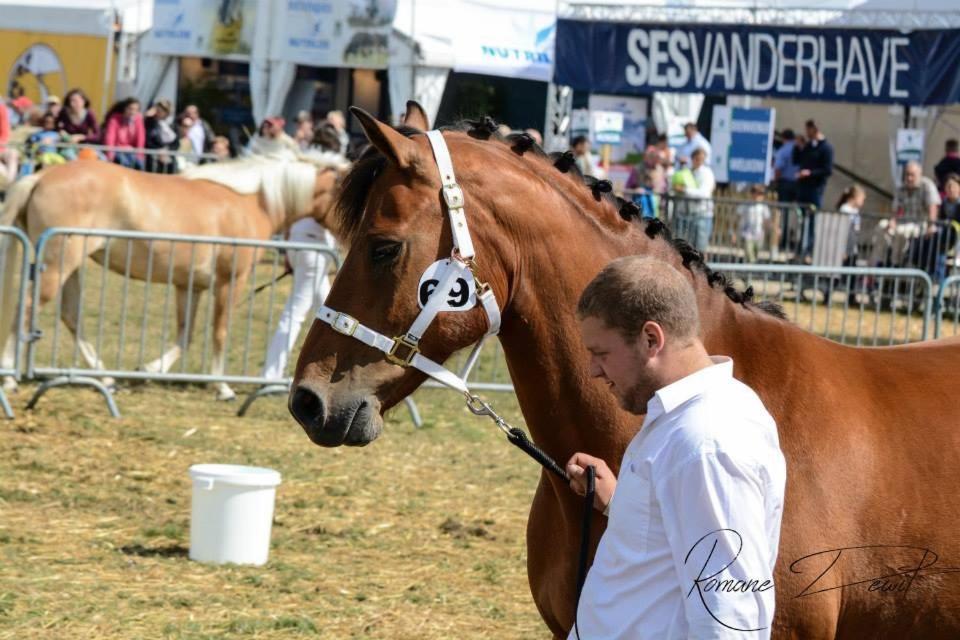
[554,20,960,106]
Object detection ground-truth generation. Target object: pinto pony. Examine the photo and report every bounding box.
[289,102,960,638]
[0,155,347,399]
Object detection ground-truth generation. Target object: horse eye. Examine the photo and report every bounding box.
[370,241,402,265]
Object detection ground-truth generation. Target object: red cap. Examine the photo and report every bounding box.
[264,116,285,128]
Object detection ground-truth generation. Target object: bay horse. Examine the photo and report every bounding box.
[290,103,960,638]
[0,155,347,400]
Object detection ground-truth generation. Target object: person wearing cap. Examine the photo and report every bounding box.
[245,117,298,161]
[145,98,178,173]
[56,88,100,143]
[45,95,62,119]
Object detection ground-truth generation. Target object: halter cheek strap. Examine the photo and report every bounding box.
[314,129,501,395]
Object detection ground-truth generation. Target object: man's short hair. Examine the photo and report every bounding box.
[577,256,700,343]
[781,128,795,140]
[805,119,817,129]
[946,139,959,153]
[572,135,588,147]
[691,147,706,160]
[685,122,697,131]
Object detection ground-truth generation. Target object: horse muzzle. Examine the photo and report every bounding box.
[288,385,382,447]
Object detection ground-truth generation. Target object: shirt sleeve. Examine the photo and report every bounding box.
[654,448,777,640]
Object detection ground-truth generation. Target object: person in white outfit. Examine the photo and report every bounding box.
[567,256,786,640]
[261,215,335,381]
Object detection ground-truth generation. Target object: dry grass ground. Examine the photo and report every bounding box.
[3,241,954,640]
[0,385,545,640]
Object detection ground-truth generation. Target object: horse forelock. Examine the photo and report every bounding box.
[335,118,783,318]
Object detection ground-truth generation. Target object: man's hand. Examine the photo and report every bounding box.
[798,169,811,178]
[566,452,617,514]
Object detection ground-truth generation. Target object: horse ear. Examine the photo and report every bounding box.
[403,100,430,130]
[350,106,420,170]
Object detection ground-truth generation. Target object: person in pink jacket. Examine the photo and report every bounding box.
[0,98,18,185]
[103,97,146,170]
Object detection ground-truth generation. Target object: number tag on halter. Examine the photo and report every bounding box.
[417,260,477,311]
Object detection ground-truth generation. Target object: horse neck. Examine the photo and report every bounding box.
[482,161,791,467]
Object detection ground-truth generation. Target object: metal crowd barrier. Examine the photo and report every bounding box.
[713,264,933,345]
[934,275,960,338]
[651,195,960,280]
[23,228,339,417]
[4,140,222,177]
[404,264,935,425]
[0,226,31,418]
[657,194,815,264]
[0,225,950,422]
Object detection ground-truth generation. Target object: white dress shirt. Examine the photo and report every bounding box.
[677,132,712,166]
[571,356,786,640]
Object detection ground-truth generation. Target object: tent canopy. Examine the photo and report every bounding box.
[0,0,152,37]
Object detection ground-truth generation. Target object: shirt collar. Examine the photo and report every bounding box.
[642,356,733,427]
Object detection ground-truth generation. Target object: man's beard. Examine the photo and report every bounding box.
[618,378,652,415]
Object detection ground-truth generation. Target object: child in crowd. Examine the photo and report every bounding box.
[836,183,865,264]
[737,184,772,263]
[27,112,72,169]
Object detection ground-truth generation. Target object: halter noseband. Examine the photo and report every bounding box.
[315,130,502,395]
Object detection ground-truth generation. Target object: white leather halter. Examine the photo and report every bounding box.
[315,130,501,395]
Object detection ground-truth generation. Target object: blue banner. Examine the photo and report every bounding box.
[710,107,775,184]
[555,20,960,105]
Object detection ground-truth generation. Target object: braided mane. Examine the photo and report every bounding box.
[334,118,785,319]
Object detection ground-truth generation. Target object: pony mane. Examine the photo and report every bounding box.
[184,158,331,222]
[335,119,784,319]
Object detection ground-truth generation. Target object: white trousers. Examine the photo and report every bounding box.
[261,247,331,381]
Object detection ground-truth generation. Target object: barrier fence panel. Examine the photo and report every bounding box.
[4,141,224,178]
[934,275,960,338]
[714,264,933,346]
[24,228,339,417]
[0,226,31,418]
[658,195,815,264]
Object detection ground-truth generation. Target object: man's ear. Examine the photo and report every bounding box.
[641,321,666,353]
[349,106,421,171]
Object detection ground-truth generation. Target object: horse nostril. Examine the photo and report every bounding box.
[289,386,325,433]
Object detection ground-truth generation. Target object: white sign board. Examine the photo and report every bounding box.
[146,0,258,60]
[272,0,397,69]
[588,95,648,160]
[591,111,624,145]
[452,0,555,82]
[894,128,925,185]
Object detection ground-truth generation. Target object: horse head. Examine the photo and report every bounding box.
[289,102,516,446]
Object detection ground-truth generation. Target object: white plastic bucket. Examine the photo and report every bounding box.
[188,464,282,566]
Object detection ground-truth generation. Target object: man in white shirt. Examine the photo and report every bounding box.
[567,255,787,640]
[677,122,712,167]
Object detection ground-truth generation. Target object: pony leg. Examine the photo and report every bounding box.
[142,288,199,374]
[59,272,115,389]
[211,282,236,401]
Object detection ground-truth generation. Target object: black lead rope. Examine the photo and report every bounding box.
[504,427,595,637]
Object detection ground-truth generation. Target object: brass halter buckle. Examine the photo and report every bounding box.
[387,335,420,367]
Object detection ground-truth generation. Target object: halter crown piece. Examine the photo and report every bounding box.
[315,129,502,396]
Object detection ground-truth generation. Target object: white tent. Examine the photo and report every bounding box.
[0,0,152,36]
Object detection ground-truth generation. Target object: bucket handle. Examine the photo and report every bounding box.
[194,477,215,490]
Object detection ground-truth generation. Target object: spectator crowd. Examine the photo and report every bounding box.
[0,87,353,192]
